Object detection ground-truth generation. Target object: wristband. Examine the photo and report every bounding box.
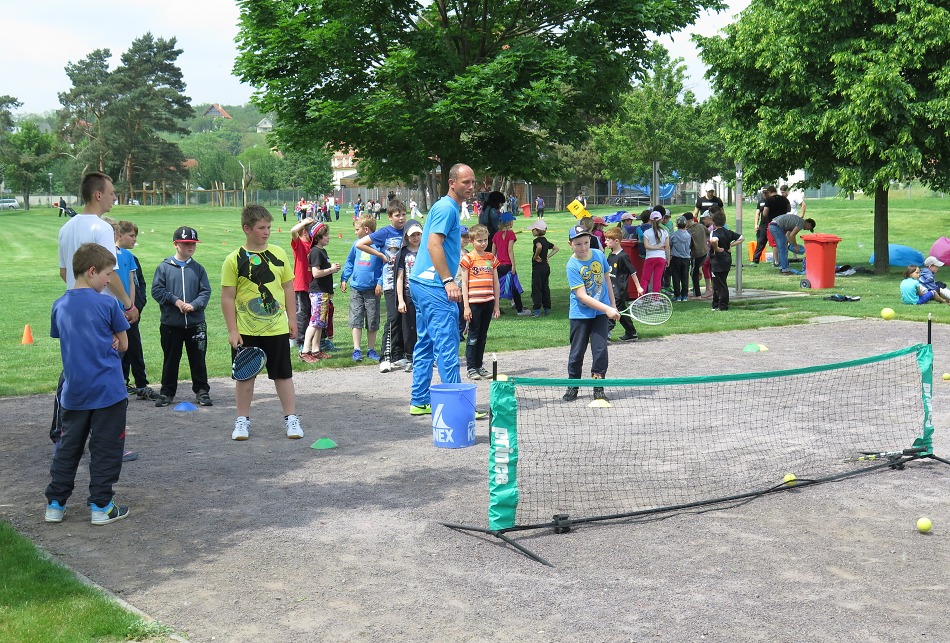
[124,304,134,311]
[442,277,454,285]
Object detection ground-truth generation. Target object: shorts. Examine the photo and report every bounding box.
[308,292,330,328]
[349,288,381,331]
[232,334,293,380]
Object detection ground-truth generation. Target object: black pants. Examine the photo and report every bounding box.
[531,263,551,311]
[46,398,126,507]
[752,226,769,263]
[670,256,691,299]
[122,320,149,389]
[401,293,417,359]
[465,301,494,370]
[295,291,311,347]
[608,295,637,338]
[497,263,524,312]
[568,316,609,379]
[159,323,209,398]
[382,289,405,362]
[712,267,731,310]
[690,254,707,296]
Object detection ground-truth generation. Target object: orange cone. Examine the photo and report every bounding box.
[21,324,33,345]
[278,228,281,233]
[339,232,343,239]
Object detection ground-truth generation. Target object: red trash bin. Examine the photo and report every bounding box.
[801,233,842,289]
[520,203,531,218]
[620,239,645,299]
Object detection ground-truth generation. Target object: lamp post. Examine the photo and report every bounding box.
[47,173,53,207]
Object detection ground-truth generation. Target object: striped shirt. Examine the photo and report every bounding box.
[460,250,500,304]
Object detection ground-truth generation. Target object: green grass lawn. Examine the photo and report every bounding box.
[3,195,950,396]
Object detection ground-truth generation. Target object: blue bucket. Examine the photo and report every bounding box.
[430,383,477,449]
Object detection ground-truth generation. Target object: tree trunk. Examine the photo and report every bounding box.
[556,184,564,211]
[873,183,889,275]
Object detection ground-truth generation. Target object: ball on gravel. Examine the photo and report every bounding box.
[783,473,797,485]
[917,517,933,533]
[943,373,950,381]
[881,308,896,320]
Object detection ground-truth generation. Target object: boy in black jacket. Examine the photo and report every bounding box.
[604,227,643,341]
[151,227,212,407]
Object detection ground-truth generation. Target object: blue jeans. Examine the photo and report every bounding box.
[409,282,461,406]
[769,224,790,271]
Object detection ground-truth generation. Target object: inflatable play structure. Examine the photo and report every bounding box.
[868,244,924,267]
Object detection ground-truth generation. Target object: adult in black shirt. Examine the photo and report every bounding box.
[754,186,790,265]
[693,188,724,217]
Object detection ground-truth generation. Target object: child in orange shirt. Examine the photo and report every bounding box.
[460,224,501,380]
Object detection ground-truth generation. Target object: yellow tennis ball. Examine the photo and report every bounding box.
[917,517,933,533]
[881,308,896,320]
[783,473,797,485]
[943,373,950,381]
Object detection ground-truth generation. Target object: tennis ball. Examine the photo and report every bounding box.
[943,373,950,381]
[881,308,896,320]
[917,517,933,533]
[783,473,797,485]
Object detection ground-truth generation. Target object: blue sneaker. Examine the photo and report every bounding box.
[45,501,66,523]
[320,339,337,352]
[90,500,129,525]
[366,349,380,362]
[352,349,363,362]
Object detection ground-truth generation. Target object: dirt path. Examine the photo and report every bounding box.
[2,318,949,642]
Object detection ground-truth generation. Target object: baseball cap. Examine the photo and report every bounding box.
[499,211,515,223]
[649,211,662,221]
[460,225,469,236]
[308,222,327,238]
[620,212,634,221]
[526,220,547,232]
[592,217,606,225]
[173,226,200,243]
[569,225,592,241]
[700,209,713,220]
[924,256,945,268]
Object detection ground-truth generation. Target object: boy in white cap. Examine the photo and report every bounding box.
[919,256,950,300]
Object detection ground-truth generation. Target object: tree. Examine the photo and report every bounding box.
[593,46,721,189]
[0,96,21,189]
[2,122,57,210]
[696,0,950,273]
[58,34,194,199]
[279,149,334,198]
[234,0,724,193]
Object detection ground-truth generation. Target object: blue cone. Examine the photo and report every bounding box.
[174,401,198,412]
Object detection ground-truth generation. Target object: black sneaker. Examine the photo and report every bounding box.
[196,391,213,407]
[154,395,173,407]
[90,500,130,525]
[593,387,608,401]
[562,387,579,402]
[619,334,638,342]
[135,386,159,401]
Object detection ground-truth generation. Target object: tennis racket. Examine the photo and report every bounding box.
[843,446,926,463]
[232,345,267,381]
[620,292,673,325]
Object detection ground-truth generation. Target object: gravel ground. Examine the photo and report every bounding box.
[2,318,949,642]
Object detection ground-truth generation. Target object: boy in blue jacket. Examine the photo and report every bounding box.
[341,214,384,362]
[150,227,212,408]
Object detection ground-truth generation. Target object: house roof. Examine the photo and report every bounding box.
[202,104,233,119]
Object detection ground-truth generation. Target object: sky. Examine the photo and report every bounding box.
[3,0,749,116]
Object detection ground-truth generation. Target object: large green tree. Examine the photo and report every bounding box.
[2,122,57,210]
[58,34,193,199]
[593,46,723,190]
[697,0,950,273]
[0,96,21,190]
[234,0,723,192]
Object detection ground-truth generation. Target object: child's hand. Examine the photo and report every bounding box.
[636,287,644,296]
[112,334,120,351]
[375,284,382,297]
[398,302,406,313]
[534,256,541,262]
[464,307,472,321]
[331,263,341,273]
[606,306,620,321]
[492,306,500,319]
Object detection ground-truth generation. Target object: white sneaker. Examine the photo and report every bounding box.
[379,360,393,373]
[285,414,304,439]
[232,416,250,441]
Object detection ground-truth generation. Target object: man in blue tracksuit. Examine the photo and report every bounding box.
[150,226,212,408]
[407,164,476,415]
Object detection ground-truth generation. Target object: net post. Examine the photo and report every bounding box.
[928,313,932,345]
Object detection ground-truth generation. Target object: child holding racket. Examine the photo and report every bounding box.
[222,205,301,441]
[603,227,642,341]
[708,208,744,311]
[564,225,620,403]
